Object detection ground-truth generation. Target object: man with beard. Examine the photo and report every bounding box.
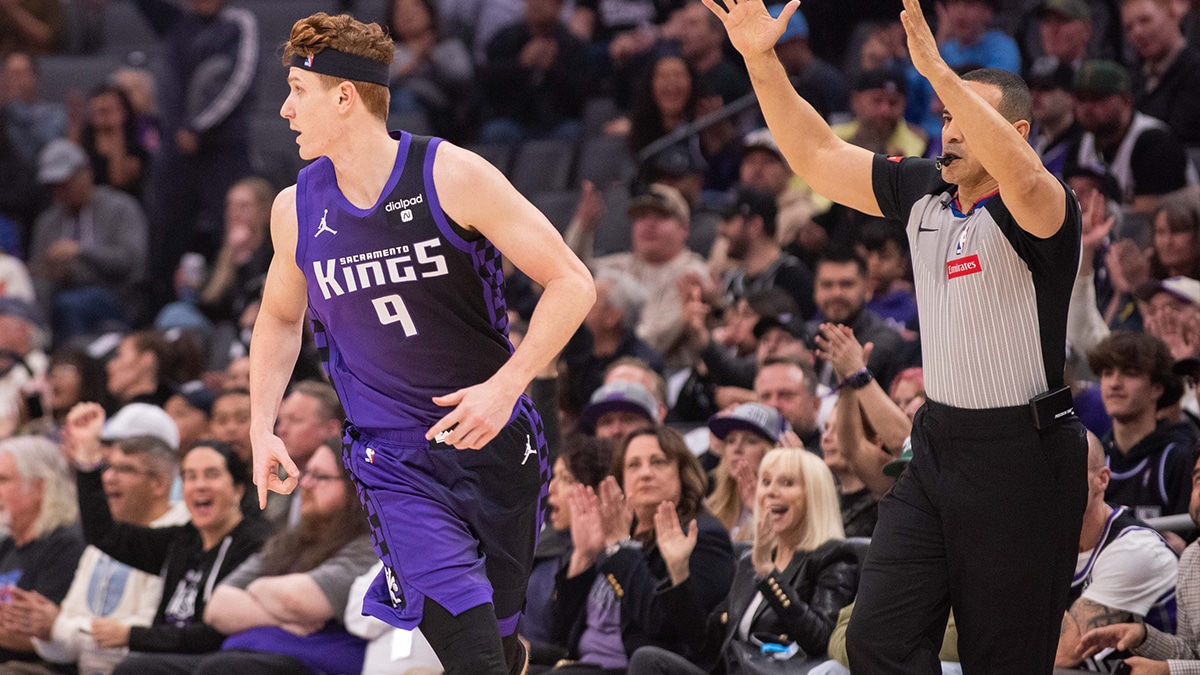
[716,185,814,318]
[1065,59,1196,212]
[806,249,909,390]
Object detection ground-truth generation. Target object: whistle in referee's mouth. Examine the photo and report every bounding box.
[935,154,960,169]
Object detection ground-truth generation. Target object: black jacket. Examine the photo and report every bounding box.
[76,468,271,653]
[1103,420,1198,519]
[666,539,859,672]
[551,511,734,662]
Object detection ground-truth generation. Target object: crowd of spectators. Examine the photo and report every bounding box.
[0,0,1198,672]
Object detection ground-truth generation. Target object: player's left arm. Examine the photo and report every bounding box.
[428,142,596,449]
[1057,597,1136,667]
[901,0,1066,238]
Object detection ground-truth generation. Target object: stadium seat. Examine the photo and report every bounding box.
[582,97,618,137]
[388,110,432,136]
[593,183,632,257]
[239,0,339,47]
[249,113,307,191]
[575,135,635,189]
[531,189,581,233]
[37,55,124,104]
[509,138,577,196]
[468,143,516,175]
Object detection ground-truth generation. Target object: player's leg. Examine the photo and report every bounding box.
[341,427,513,675]
[445,397,548,674]
[846,405,951,674]
[945,413,1086,675]
[419,599,511,675]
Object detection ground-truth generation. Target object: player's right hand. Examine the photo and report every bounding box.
[700,0,800,60]
[252,434,299,510]
[1075,622,1147,660]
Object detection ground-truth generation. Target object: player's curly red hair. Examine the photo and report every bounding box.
[282,13,392,121]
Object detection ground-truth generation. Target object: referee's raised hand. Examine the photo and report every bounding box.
[701,0,801,60]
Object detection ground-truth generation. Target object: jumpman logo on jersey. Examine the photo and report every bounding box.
[314,209,338,238]
[522,435,536,465]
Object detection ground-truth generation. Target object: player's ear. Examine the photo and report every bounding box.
[1013,118,1031,141]
[337,81,356,110]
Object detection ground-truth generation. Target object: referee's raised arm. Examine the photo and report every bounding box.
[702,0,881,218]
[899,0,1067,237]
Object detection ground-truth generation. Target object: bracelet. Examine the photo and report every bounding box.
[75,457,106,473]
[839,367,874,391]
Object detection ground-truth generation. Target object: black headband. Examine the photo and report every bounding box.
[290,49,389,87]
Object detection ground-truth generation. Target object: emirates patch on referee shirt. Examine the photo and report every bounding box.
[947,255,983,279]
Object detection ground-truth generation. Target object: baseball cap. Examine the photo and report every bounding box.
[1027,58,1076,92]
[853,68,908,96]
[720,186,778,225]
[579,382,658,432]
[37,139,90,185]
[0,298,44,328]
[1039,0,1091,22]
[742,128,784,162]
[753,312,808,341]
[645,143,705,179]
[1074,60,1131,97]
[1133,277,1200,307]
[708,402,791,444]
[628,183,690,223]
[882,437,913,477]
[766,4,808,43]
[101,403,181,450]
[176,381,216,417]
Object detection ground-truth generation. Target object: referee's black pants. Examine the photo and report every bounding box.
[846,399,1087,674]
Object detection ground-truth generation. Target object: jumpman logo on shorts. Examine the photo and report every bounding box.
[522,435,535,465]
[314,209,338,237]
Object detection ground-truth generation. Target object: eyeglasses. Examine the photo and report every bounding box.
[300,471,340,485]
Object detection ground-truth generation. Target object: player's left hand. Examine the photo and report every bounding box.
[900,0,950,81]
[428,379,522,449]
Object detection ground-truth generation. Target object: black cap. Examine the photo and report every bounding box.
[720,186,778,232]
[753,312,808,341]
[1027,58,1075,92]
[853,68,908,96]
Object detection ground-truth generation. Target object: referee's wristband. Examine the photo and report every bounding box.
[838,367,873,391]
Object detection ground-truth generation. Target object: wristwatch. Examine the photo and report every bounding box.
[840,367,874,391]
[605,538,630,557]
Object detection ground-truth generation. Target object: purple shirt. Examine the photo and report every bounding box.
[296,132,514,431]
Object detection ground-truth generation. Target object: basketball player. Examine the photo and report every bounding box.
[247,14,594,675]
[703,0,1087,673]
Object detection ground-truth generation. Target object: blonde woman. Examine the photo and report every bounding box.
[632,448,859,674]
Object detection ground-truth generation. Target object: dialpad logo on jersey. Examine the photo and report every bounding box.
[946,254,982,279]
[312,237,448,300]
[385,194,424,224]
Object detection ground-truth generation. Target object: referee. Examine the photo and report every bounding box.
[703,0,1087,673]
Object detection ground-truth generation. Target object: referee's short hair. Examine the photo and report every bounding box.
[961,68,1033,125]
[1087,331,1174,391]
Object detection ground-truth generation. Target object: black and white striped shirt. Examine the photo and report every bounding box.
[872,155,1082,409]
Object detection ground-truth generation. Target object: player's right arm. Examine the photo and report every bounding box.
[248,186,306,508]
[702,0,881,217]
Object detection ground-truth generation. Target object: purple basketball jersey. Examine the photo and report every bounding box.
[295,132,513,430]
